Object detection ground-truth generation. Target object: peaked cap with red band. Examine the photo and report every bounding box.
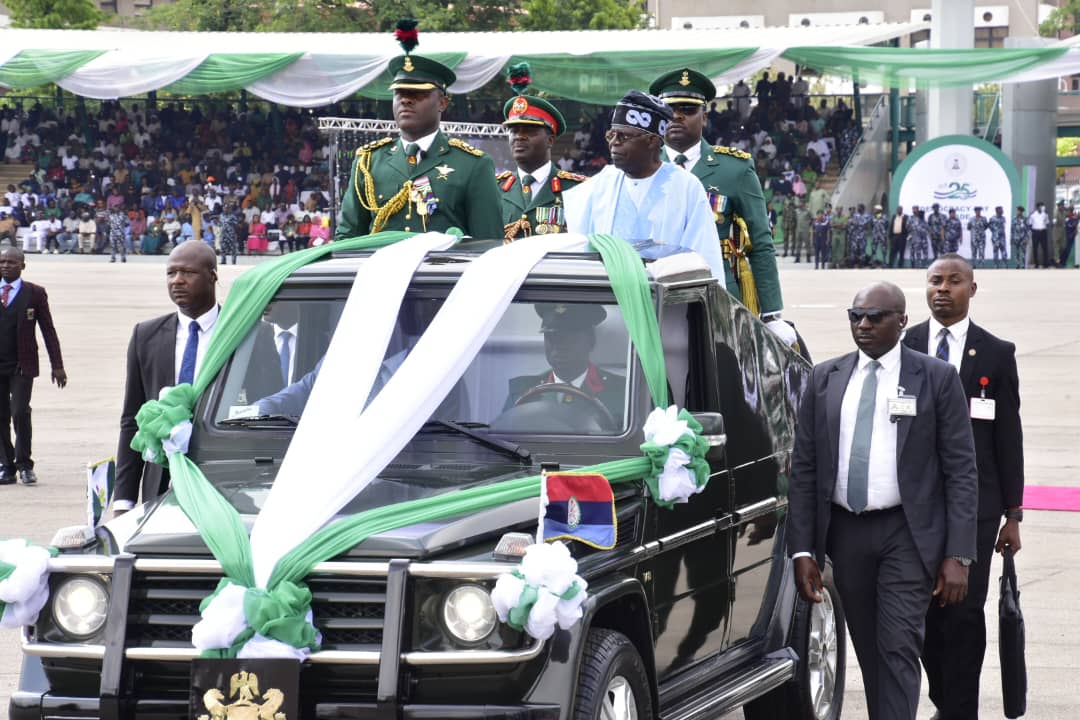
[502,62,567,136]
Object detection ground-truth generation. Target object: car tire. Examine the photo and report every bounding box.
[574,628,654,720]
[744,562,846,720]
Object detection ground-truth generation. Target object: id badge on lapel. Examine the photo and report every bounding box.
[888,388,917,422]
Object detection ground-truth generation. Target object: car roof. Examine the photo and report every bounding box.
[285,247,715,287]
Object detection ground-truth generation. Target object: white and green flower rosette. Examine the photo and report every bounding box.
[0,539,57,629]
[118,230,712,655]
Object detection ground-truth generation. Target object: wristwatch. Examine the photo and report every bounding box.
[950,556,974,567]
[1004,508,1023,522]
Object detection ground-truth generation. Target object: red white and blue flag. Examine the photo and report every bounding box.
[541,472,617,550]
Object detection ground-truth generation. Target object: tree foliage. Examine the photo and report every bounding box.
[138,0,644,33]
[1040,0,1080,37]
[5,0,104,29]
[139,0,523,32]
[519,0,645,31]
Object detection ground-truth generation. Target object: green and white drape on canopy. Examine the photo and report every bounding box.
[0,26,1075,108]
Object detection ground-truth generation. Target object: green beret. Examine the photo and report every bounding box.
[388,54,456,92]
[503,95,566,136]
[535,303,607,333]
[648,68,716,106]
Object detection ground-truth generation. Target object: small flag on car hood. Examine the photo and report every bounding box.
[541,473,617,550]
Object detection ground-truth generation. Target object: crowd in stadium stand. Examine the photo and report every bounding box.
[0,100,336,257]
[0,80,856,257]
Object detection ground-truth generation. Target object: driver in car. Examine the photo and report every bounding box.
[504,303,625,420]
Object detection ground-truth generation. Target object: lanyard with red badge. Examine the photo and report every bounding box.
[970,376,996,420]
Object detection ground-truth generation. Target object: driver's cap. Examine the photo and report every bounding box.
[535,303,607,333]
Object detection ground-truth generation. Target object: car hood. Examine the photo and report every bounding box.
[109,458,543,559]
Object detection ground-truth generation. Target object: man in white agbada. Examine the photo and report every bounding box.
[563,91,725,280]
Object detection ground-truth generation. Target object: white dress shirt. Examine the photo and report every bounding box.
[664,143,702,172]
[274,323,298,383]
[1028,209,1048,230]
[174,305,220,385]
[927,315,969,374]
[400,129,440,162]
[519,162,551,198]
[833,342,903,512]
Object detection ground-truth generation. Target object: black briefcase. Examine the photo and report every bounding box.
[998,546,1027,718]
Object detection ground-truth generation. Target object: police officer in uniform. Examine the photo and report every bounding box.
[649,68,791,344]
[944,208,963,254]
[498,64,586,241]
[968,206,989,268]
[335,24,503,240]
[927,202,946,260]
[1010,206,1030,269]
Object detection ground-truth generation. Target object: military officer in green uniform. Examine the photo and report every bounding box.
[498,63,587,241]
[649,68,791,344]
[335,30,503,240]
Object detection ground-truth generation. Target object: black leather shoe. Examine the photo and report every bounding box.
[18,468,38,485]
[0,468,14,485]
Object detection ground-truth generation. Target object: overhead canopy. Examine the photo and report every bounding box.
[0,22,1076,107]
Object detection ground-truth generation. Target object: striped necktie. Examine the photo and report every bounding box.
[936,328,950,363]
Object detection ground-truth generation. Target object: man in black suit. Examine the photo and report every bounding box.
[114,241,219,513]
[904,254,1025,720]
[0,247,66,486]
[504,303,625,424]
[888,205,910,268]
[788,281,978,720]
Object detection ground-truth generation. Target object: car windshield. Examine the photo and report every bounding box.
[213,295,632,436]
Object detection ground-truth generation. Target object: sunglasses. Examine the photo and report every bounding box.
[605,129,649,145]
[847,308,898,324]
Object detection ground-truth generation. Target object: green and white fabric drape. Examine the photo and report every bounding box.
[2,27,1078,107]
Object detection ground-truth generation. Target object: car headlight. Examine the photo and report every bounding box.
[52,576,109,639]
[442,584,497,644]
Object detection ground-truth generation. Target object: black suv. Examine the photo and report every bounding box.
[11,247,845,720]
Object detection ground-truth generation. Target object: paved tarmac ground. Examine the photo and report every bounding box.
[1,253,1078,718]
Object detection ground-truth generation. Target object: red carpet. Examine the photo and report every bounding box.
[1024,486,1080,512]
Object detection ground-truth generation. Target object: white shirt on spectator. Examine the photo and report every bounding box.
[1028,209,1048,230]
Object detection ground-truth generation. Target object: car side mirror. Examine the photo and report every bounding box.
[691,412,727,450]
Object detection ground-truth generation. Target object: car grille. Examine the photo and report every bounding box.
[127,572,387,650]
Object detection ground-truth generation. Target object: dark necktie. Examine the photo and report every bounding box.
[279,330,292,384]
[0,284,10,307]
[847,359,880,513]
[521,174,535,196]
[936,328,950,363]
[674,154,688,168]
[178,319,200,386]
[404,142,420,166]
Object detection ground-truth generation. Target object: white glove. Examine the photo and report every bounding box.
[765,318,798,347]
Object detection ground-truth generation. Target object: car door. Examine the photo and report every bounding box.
[648,287,734,679]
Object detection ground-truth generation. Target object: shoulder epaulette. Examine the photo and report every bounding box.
[556,170,588,182]
[449,138,485,157]
[714,146,752,161]
[356,137,394,155]
[496,171,513,181]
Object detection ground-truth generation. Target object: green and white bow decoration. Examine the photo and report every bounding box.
[490,542,587,641]
[0,539,56,629]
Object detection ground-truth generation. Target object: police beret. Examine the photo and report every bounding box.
[534,303,607,333]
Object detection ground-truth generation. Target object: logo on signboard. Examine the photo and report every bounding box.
[934,181,978,200]
[945,153,968,177]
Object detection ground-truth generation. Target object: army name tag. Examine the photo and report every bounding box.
[888,396,917,418]
[970,397,996,421]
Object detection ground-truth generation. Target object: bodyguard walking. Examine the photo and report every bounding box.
[788,280,978,720]
[0,247,66,486]
[904,254,1025,720]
